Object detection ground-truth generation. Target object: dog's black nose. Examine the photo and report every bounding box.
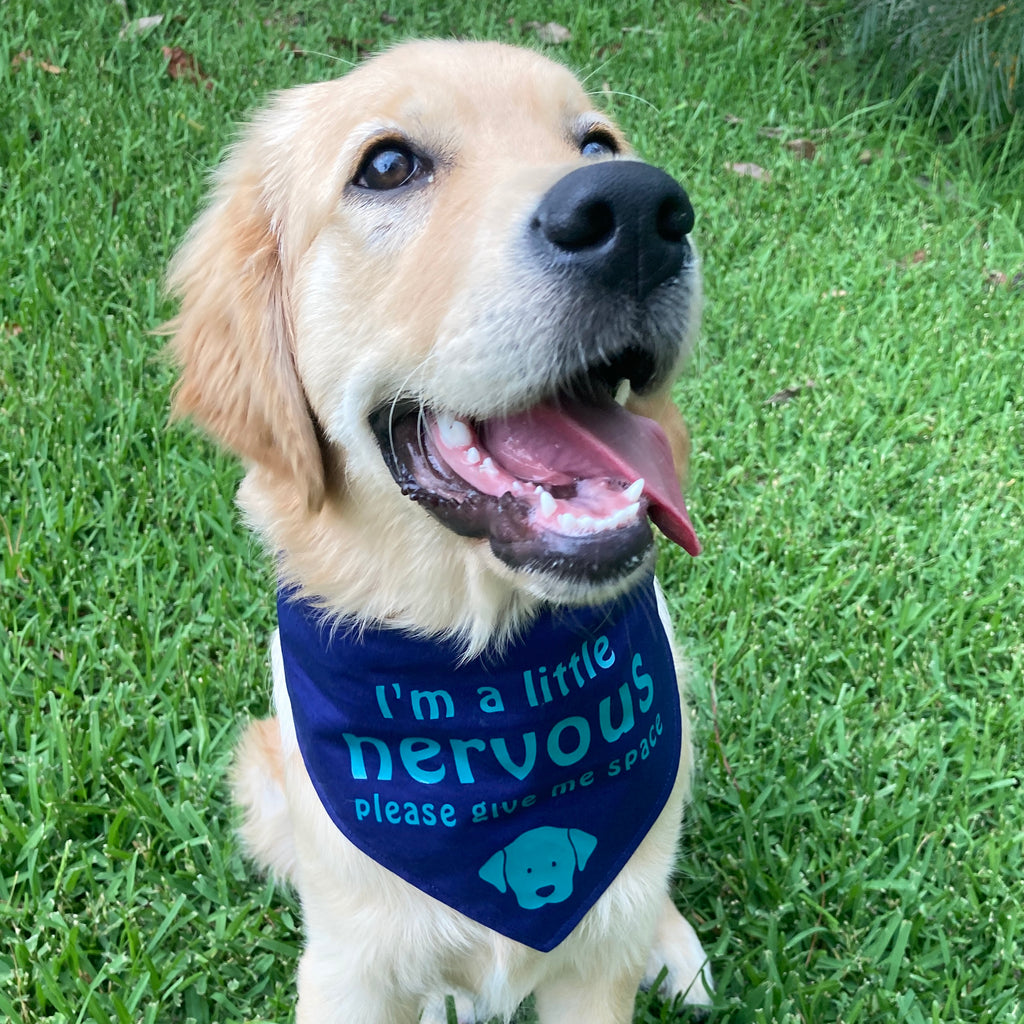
[530,161,694,302]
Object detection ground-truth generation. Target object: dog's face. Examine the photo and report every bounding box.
[168,41,700,623]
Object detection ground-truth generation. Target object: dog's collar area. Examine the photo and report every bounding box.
[277,575,682,952]
[368,394,699,584]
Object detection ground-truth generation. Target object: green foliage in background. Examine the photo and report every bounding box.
[849,0,1024,132]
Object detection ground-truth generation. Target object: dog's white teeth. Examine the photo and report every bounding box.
[556,511,596,534]
[599,503,640,531]
[614,379,631,406]
[552,498,643,536]
[539,490,557,517]
[436,413,472,449]
[623,478,645,503]
[466,446,481,465]
[602,509,626,531]
[615,502,641,527]
[480,457,498,477]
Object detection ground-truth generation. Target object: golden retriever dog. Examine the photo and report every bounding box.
[166,39,712,1023]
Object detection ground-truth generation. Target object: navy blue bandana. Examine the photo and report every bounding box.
[277,578,681,952]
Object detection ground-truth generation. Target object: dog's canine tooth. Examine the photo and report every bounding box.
[539,490,557,517]
[437,413,472,449]
[623,478,645,503]
[614,379,631,406]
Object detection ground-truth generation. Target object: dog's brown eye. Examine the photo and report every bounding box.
[580,131,618,158]
[355,143,428,191]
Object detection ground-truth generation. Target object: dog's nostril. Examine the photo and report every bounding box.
[656,192,694,244]
[541,199,615,253]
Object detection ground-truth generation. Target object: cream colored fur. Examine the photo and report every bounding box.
[168,39,712,1023]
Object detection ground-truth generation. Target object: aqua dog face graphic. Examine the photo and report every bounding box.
[479,827,598,910]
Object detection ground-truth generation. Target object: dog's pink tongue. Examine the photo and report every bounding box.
[481,401,701,556]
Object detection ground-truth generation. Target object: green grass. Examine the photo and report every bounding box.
[2,1,1022,1022]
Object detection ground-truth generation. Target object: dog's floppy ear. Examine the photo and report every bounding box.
[164,129,326,511]
[626,389,691,490]
[566,828,597,871]
[478,849,508,892]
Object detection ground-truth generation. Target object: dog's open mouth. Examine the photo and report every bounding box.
[370,393,699,582]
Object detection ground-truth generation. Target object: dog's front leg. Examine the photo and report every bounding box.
[533,962,646,1024]
[295,941,422,1024]
[644,892,714,1007]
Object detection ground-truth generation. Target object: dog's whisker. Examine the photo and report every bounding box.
[293,49,357,68]
[587,88,660,112]
[387,356,442,462]
[577,56,619,90]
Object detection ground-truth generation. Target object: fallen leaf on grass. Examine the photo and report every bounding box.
[785,138,817,160]
[162,45,212,89]
[890,249,929,272]
[765,380,815,405]
[11,50,63,73]
[725,162,771,182]
[983,268,1023,290]
[525,21,572,44]
[119,14,164,39]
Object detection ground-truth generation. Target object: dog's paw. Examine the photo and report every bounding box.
[420,990,478,1024]
[644,895,714,1009]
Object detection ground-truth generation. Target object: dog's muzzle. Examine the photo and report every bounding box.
[370,161,700,586]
